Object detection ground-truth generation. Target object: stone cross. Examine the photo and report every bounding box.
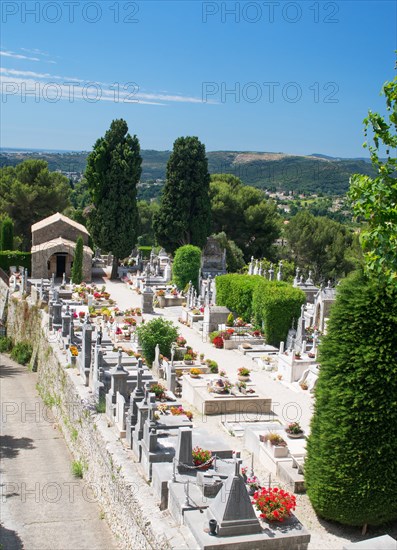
[268,263,274,281]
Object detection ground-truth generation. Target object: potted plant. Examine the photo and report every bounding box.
[294,352,301,360]
[241,466,248,482]
[238,367,251,381]
[184,353,194,365]
[213,336,224,349]
[226,312,234,327]
[192,446,213,470]
[206,360,218,374]
[285,421,305,438]
[69,345,78,366]
[246,475,261,496]
[252,487,296,523]
[200,353,205,363]
[262,432,288,458]
[150,383,166,400]
[176,336,186,347]
[190,367,201,378]
[237,380,247,394]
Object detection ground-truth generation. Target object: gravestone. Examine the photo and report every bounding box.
[207,459,261,536]
[201,236,226,279]
[142,280,154,313]
[176,427,193,473]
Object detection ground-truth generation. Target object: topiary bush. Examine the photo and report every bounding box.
[215,274,264,321]
[305,270,397,527]
[10,341,33,365]
[172,244,202,291]
[252,280,305,346]
[216,274,305,345]
[137,317,178,365]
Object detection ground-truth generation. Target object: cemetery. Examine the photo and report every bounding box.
[2,164,397,550]
[2,250,320,549]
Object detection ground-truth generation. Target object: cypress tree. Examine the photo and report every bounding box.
[71,236,84,284]
[1,215,14,251]
[153,136,211,253]
[86,119,142,278]
[305,270,397,526]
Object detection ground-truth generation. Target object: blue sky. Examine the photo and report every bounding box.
[1,1,396,156]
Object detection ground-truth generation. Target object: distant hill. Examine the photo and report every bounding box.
[0,149,375,196]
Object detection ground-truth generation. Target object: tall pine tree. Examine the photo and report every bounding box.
[153,136,211,253]
[86,119,142,278]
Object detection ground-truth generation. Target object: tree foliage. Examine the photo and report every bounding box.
[349,75,397,287]
[137,200,160,246]
[210,177,281,261]
[0,215,14,251]
[285,210,358,282]
[137,317,178,365]
[172,245,202,291]
[0,159,70,249]
[212,232,245,273]
[85,119,142,276]
[305,270,397,526]
[153,136,211,253]
[71,236,83,284]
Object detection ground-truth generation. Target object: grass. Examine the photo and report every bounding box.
[95,396,106,413]
[71,460,84,478]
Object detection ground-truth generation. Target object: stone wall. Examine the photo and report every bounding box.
[6,297,174,550]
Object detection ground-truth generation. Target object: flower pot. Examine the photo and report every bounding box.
[184,360,193,365]
[286,431,305,439]
[238,375,250,382]
[190,374,200,379]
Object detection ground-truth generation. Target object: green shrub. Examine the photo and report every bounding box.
[0,336,13,352]
[137,317,178,365]
[172,245,202,291]
[0,251,31,274]
[216,274,305,346]
[305,271,397,527]
[10,342,33,365]
[71,460,84,478]
[215,274,264,321]
[252,280,305,346]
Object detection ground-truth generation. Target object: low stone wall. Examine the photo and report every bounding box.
[6,297,175,550]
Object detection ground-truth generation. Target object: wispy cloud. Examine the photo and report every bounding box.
[0,50,40,61]
[20,48,58,64]
[0,67,217,106]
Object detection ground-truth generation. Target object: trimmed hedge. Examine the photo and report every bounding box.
[215,274,264,322]
[305,271,397,526]
[252,281,305,347]
[0,251,31,274]
[216,274,305,346]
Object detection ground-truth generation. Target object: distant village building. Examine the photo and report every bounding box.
[31,213,92,281]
